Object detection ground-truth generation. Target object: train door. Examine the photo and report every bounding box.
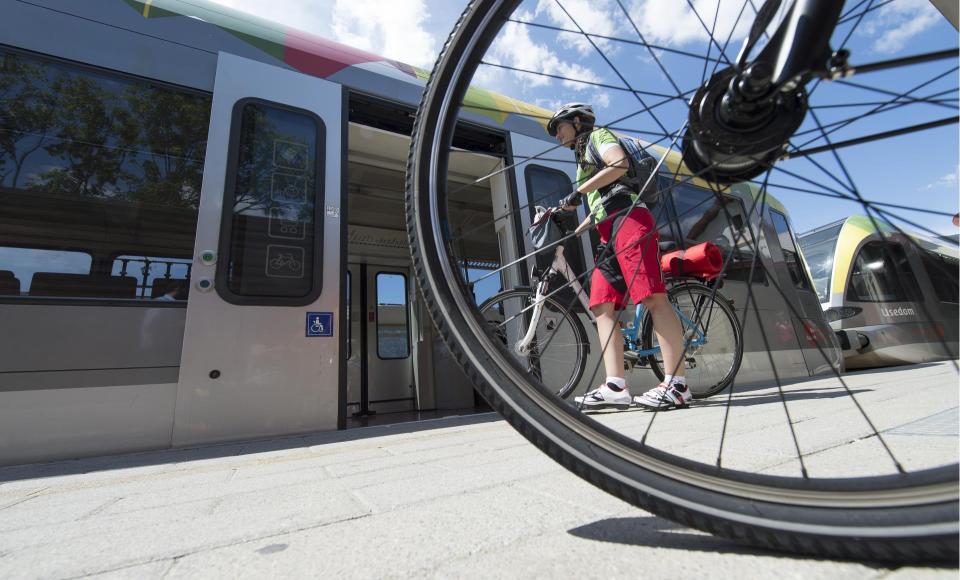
[766,208,841,374]
[172,53,344,445]
[346,263,415,416]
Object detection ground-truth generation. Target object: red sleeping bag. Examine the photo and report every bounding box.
[660,242,723,280]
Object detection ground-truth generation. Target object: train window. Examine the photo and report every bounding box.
[797,223,842,302]
[376,273,410,359]
[770,210,812,291]
[847,242,916,302]
[920,250,959,303]
[112,256,192,300]
[466,267,501,306]
[0,248,92,296]
[217,100,324,304]
[0,48,210,302]
[524,165,587,287]
[666,181,764,283]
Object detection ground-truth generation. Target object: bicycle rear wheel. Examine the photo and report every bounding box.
[479,288,590,399]
[406,0,958,561]
[641,282,743,399]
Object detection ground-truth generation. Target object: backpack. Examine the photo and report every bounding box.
[585,135,660,204]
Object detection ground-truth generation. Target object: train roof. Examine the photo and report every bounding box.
[125,0,554,137]
[799,215,959,258]
[8,0,790,215]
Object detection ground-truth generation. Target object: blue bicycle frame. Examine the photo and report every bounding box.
[622,303,708,358]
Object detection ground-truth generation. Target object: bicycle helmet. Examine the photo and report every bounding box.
[547,102,595,137]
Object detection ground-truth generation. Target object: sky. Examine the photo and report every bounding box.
[209,0,959,239]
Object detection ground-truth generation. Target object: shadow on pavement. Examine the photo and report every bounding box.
[568,516,773,557]
[0,411,502,484]
[695,388,873,408]
[569,516,959,568]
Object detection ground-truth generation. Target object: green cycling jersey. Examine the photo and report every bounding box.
[575,127,639,222]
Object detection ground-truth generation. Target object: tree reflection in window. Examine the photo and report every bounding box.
[0,49,209,207]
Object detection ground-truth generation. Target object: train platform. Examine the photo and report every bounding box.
[0,362,956,579]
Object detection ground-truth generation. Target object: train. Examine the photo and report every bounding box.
[0,0,839,466]
[798,215,959,369]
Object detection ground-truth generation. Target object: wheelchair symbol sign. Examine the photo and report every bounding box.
[305,312,333,337]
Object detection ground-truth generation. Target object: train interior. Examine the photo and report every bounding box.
[343,116,507,426]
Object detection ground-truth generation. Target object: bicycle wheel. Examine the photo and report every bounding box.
[406,0,958,561]
[479,288,590,399]
[640,282,743,399]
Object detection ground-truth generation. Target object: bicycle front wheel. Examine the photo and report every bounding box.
[641,283,743,399]
[479,288,590,399]
[406,0,958,561]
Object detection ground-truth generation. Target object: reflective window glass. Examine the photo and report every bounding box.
[221,101,323,301]
[921,250,959,303]
[376,273,409,359]
[0,247,92,296]
[797,223,842,302]
[111,255,192,300]
[770,210,812,291]
[0,49,210,301]
[667,181,763,283]
[525,165,586,299]
[847,242,916,302]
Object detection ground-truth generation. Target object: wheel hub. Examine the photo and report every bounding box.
[682,65,808,184]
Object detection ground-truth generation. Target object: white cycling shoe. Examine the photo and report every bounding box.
[575,383,632,410]
[634,382,693,410]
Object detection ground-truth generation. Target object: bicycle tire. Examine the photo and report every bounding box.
[479,288,590,399]
[640,282,744,399]
[405,0,958,562]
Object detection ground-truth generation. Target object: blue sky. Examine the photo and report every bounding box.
[211,0,958,238]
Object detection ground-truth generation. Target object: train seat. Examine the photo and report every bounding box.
[0,270,21,296]
[29,273,138,299]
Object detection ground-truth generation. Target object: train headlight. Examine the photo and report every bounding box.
[823,306,862,323]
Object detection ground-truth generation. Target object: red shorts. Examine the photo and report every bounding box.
[589,207,667,310]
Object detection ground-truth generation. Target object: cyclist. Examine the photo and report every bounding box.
[549,102,691,410]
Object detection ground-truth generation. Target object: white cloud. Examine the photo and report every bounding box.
[486,16,605,94]
[534,0,622,56]
[923,168,959,190]
[859,0,944,55]
[626,0,753,48]
[330,0,438,68]
[207,0,439,68]
[206,0,334,38]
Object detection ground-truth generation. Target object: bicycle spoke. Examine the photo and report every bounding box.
[504,18,726,64]
[837,0,894,24]
[613,0,685,98]
[478,61,681,99]
[553,0,670,135]
[684,0,736,66]
[702,0,724,85]
[844,49,960,77]
[744,215,810,478]
[716,168,772,469]
[784,116,960,160]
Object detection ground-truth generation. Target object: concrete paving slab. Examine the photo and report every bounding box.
[0,363,955,579]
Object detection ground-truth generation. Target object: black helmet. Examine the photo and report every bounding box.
[547,102,595,136]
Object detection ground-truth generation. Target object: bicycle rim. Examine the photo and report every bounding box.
[641,283,743,398]
[479,288,589,398]
[406,0,959,561]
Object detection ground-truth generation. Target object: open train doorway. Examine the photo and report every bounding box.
[344,112,510,428]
